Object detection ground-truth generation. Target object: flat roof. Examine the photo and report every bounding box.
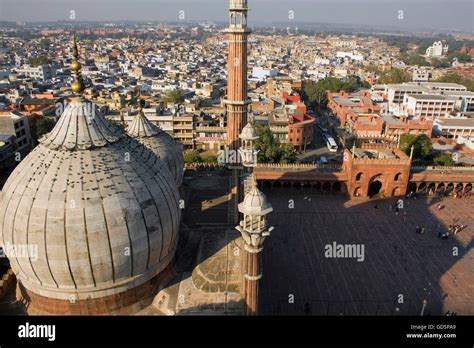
[435,118,474,128]
[332,96,359,107]
[353,148,398,159]
[387,84,428,91]
[381,114,404,125]
[407,94,455,101]
[443,91,474,96]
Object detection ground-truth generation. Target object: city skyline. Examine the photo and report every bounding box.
[0,0,473,32]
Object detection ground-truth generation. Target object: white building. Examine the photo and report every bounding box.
[336,51,364,62]
[425,41,448,57]
[16,65,56,81]
[412,82,467,92]
[386,84,429,104]
[412,68,431,82]
[0,110,33,154]
[403,94,456,120]
[442,91,474,112]
[433,117,474,141]
[252,67,278,81]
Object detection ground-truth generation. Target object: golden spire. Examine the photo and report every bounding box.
[70,32,85,95]
[136,88,145,115]
[251,172,258,190]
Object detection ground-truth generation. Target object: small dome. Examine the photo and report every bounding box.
[127,112,184,187]
[238,179,273,216]
[0,97,181,303]
[239,122,259,141]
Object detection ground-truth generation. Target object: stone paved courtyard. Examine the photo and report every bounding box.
[259,190,474,315]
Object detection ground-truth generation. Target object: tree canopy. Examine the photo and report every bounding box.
[377,68,412,84]
[400,134,433,162]
[254,123,296,164]
[164,89,185,104]
[402,54,430,67]
[27,55,52,67]
[183,150,202,163]
[33,118,56,140]
[302,77,359,109]
[433,153,456,166]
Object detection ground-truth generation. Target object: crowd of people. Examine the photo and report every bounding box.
[386,194,467,242]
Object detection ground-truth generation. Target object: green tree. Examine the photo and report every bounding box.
[254,123,296,164]
[361,81,372,89]
[378,68,411,84]
[279,143,297,164]
[302,80,327,109]
[27,55,51,67]
[433,153,455,166]
[255,123,280,163]
[202,155,218,164]
[436,73,474,92]
[303,77,358,109]
[430,58,451,68]
[164,89,185,104]
[183,150,202,163]
[412,134,433,160]
[400,134,433,161]
[399,134,417,154]
[404,54,429,66]
[34,118,56,140]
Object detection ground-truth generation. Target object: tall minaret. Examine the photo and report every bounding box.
[225,0,250,151]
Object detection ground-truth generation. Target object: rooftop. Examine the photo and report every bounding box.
[407,94,454,101]
[353,148,399,160]
[434,117,474,128]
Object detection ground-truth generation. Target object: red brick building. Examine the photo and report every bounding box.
[288,111,315,152]
[328,90,382,127]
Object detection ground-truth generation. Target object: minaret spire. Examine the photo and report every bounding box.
[225,0,251,151]
[70,32,85,96]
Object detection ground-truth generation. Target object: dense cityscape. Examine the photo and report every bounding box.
[0,0,473,345]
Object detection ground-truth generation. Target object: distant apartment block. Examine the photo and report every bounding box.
[0,110,33,155]
[433,117,474,141]
[16,65,56,81]
[403,94,456,120]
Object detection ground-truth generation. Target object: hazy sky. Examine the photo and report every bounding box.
[0,0,473,32]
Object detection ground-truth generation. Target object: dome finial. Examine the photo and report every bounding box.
[251,172,258,190]
[136,88,145,114]
[70,31,85,95]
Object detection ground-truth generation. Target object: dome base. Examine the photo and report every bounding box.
[17,259,176,315]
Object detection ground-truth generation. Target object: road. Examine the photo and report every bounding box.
[297,109,343,164]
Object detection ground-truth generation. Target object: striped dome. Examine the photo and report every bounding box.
[0,98,181,302]
[127,112,184,187]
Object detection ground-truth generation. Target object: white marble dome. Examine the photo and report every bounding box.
[238,180,273,216]
[0,98,181,302]
[126,112,184,187]
[239,122,258,141]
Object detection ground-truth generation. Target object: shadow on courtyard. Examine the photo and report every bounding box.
[176,169,473,316]
[257,178,473,316]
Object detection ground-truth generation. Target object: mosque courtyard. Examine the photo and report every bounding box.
[175,171,473,315]
[258,189,473,315]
